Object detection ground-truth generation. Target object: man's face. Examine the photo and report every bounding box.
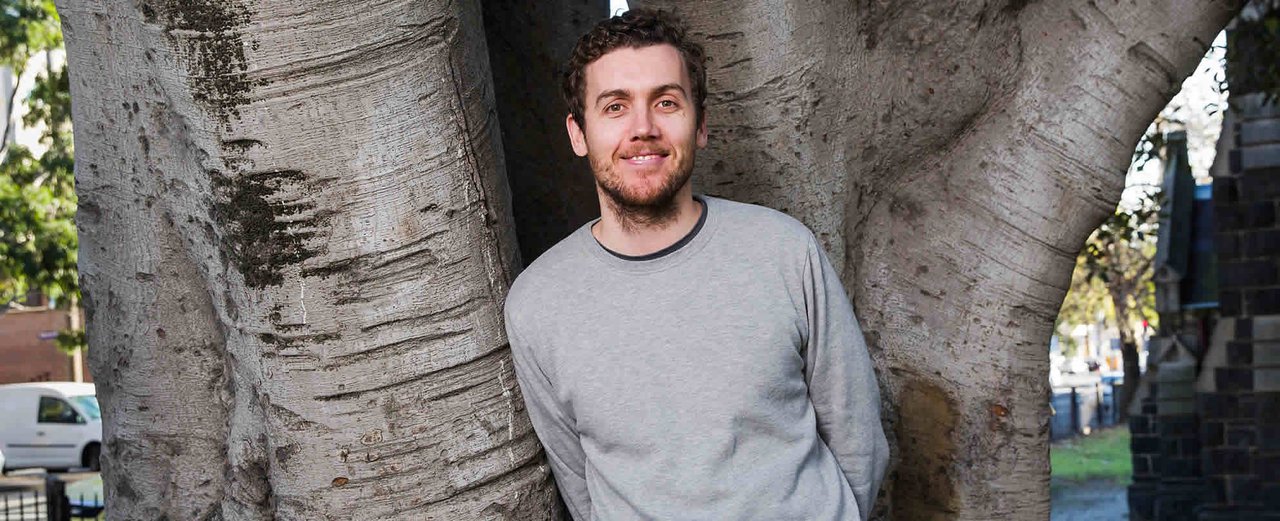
[567,44,707,210]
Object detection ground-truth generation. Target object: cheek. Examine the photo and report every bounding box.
[585,127,621,155]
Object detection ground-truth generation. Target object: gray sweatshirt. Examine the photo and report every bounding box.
[504,195,888,520]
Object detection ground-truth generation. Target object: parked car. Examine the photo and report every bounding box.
[0,445,6,474]
[0,382,101,472]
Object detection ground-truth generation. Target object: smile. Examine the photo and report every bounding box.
[621,152,670,165]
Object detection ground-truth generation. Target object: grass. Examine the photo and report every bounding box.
[1051,426,1132,484]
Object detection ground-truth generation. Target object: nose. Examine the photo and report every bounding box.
[629,104,660,140]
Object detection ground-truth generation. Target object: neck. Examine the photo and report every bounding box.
[592,184,702,257]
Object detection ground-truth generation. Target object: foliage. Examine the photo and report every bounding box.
[1129,120,1177,176]
[54,326,82,354]
[0,0,60,70]
[1050,426,1133,483]
[1081,190,1158,291]
[0,0,79,349]
[1058,189,1159,344]
[0,143,75,304]
[1055,259,1110,356]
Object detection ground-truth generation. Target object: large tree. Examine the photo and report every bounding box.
[55,1,1237,520]
[624,1,1234,518]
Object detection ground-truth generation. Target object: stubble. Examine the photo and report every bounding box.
[591,149,694,233]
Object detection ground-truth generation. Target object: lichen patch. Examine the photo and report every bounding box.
[210,169,331,288]
[143,0,259,127]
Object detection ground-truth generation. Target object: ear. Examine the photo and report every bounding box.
[566,113,588,157]
[696,111,708,149]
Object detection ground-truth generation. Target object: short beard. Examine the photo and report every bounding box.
[593,154,694,233]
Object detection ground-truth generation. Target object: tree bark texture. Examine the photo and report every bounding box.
[59,0,558,518]
[625,1,1237,519]
[482,0,607,264]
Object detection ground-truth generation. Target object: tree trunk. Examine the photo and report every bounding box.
[59,0,557,518]
[626,1,1236,519]
[1109,286,1143,422]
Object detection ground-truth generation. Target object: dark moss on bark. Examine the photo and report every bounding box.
[143,0,258,127]
[210,169,330,288]
[257,331,341,349]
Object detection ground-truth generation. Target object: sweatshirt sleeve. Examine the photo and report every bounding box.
[504,304,593,521]
[800,234,890,521]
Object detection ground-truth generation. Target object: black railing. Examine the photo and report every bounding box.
[0,488,45,521]
[0,475,102,521]
[1051,380,1121,441]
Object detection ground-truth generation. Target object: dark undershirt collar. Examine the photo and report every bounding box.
[596,195,708,262]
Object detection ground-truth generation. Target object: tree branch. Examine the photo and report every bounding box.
[0,65,25,159]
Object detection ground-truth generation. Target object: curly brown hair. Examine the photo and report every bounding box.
[562,8,707,130]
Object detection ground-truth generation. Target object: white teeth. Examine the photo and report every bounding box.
[630,155,658,160]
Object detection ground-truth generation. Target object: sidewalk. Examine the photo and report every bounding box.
[1052,478,1129,521]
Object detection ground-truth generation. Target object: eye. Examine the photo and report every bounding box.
[605,103,624,113]
[658,99,677,109]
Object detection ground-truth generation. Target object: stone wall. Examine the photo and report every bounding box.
[1200,94,1280,520]
[1194,316,1280,519]
[1131,94,1280,520]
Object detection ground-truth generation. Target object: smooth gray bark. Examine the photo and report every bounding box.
[60,0,556,518]
[60,0,1241,519]
[624,1,1238,519]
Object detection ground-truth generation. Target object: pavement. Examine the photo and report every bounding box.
[1052,477,1130,521]
[0,469,97,492]
[6,468,1130,519]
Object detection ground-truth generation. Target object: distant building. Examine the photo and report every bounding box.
[0,293,89,384]
[1129,95,1280,521]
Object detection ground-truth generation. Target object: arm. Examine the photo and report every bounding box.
[504,306,592,521]
[800,235,890,521]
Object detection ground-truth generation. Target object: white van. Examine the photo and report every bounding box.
[0,382,101,472]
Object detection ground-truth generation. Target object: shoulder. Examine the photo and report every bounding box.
[705,196,818,250]
[504,223,591,325]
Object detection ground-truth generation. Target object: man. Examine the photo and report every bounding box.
[504,8,888,520]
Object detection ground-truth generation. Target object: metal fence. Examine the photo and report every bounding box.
[0,475,102,521]
[1051,380,1122,441]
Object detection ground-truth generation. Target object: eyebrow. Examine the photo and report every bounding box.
[594,83,688,108]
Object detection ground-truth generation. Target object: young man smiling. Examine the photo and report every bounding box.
[504,9,888,520]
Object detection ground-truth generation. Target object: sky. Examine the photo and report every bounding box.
[1120,30,1227,209]
[610,0,628,15]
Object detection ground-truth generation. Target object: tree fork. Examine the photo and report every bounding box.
[633,0,1238,519]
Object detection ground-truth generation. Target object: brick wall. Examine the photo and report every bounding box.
[1194,316,1280,520]
[0,307,90,384]
[1217,100,1280,316]
[1130,337,1209,521]
[1131,378,1161,520]
[1192,93,1280,520]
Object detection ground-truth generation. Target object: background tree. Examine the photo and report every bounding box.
[1080,188,1159,419]
[1056,26,1229,422]
[0,0,81,352]
[54,1,1239,520]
